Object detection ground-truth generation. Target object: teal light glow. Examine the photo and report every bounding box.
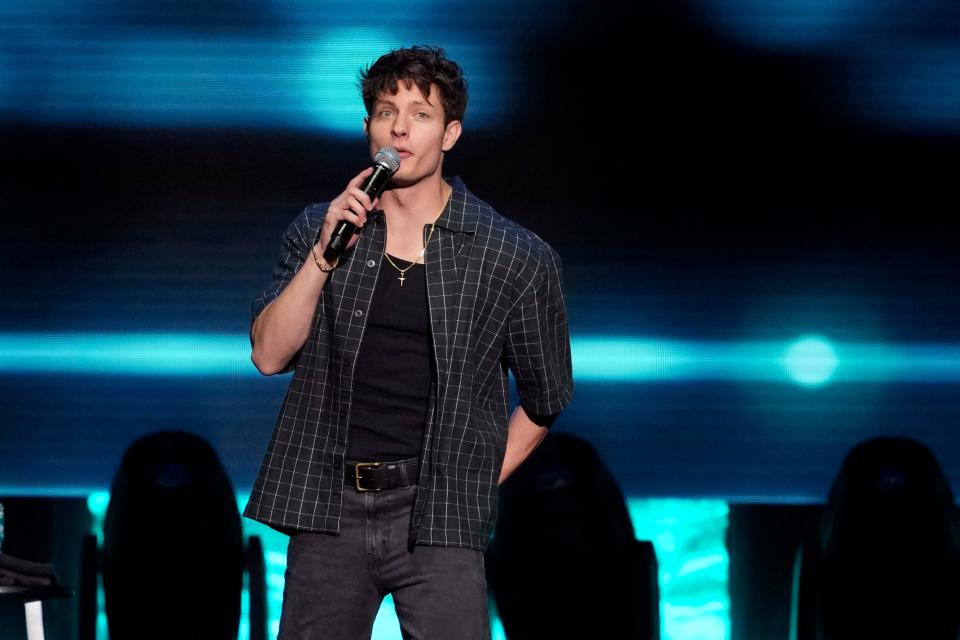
[87,491,110,540]
[82,494,729,640]
[299,30,510,134]
[782,335,839,387]
[571,337,692,381]
[87,491,110,640]
[572,337,792,382]
[628,499,730,640]
[0,6,516,133]
[301,28,407,132]
[0,333,252,377]
[4,332,960,385]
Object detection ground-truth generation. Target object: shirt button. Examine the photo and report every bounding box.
[354,309,363,318]
[366,259,377,268]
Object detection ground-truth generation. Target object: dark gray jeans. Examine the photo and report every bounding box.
[278,484,491,640]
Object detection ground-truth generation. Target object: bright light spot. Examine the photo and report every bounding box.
[572,338,689,381]
[628,499,730,640]
[87,491,111,519]
[372,594,403,639]
[783,335,838,387]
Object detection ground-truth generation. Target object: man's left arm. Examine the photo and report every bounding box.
[498,406,559,485]
[500,244,573,484]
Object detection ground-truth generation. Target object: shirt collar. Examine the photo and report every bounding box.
[432,176,478,234]
[369,176,478,233]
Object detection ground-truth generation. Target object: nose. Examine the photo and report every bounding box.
[391,115,408,139]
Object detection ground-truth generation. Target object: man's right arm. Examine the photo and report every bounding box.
[250,255,333,375]
[251,167,378,375]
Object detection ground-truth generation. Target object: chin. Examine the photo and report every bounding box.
[388,175,417,188]
[390,169,432,187]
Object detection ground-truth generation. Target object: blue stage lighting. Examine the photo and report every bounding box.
[300,28,406,133]
[849,47,960,131]
[782,335,839,387]
[4,332,960,386]
[694,0,873,49]
[86,491,730,640]
[0,332,251,376]
[0,7,514,132]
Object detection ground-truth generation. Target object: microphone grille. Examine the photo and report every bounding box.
[374,147,402,173]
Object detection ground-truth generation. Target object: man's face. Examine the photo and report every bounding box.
[364,81,461,188]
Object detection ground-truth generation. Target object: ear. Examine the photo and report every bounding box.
[441,120,462,152]
[363,116,370,139]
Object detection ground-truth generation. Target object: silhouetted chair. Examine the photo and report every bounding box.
[79,431,266,640]
[790,437,960,640]
[486,432,659,639]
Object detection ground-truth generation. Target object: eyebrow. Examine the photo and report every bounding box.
[374,98,436,110]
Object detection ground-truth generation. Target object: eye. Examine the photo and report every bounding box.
[378,109,394,118]
[415,111,430,119]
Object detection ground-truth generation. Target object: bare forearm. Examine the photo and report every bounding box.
[251,256,330,375]
[498,405,549,485]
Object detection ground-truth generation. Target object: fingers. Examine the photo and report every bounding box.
[316,172,379,253]
[344,168,378,216]
[339,194,369,227]
[348,166,374,189]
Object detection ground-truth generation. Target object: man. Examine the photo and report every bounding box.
[246,45,572,639]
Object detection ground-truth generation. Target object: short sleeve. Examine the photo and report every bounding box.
[503,244,574,421]
[249,203,327,344]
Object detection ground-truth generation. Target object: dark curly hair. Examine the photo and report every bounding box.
[360,45,468,125]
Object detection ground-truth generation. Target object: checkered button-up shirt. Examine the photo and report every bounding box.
[243,177,573,550]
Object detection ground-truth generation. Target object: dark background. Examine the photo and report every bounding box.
[2,0,959,502]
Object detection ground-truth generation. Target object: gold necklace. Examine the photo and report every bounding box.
[383,186,450,286]
[383,222,438,286]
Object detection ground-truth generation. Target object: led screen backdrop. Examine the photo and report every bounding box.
[2,0,959,504]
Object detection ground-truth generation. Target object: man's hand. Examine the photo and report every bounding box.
[498,405,550,485]
[317,167,380,255]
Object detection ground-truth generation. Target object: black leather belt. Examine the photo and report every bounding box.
[344,457,419,492]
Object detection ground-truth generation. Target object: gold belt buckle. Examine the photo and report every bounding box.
[354,462,384,492]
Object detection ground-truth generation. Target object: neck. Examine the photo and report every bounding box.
[380,174,451,229]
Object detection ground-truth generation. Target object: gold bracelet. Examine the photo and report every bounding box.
[312,245,339,272]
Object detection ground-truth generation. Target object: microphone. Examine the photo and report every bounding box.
[323,147,401,262]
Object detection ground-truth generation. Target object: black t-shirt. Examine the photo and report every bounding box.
[346,255,432,461]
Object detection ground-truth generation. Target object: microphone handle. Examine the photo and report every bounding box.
[322,164,395,262]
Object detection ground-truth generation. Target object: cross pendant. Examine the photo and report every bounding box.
[398,274,406,286]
